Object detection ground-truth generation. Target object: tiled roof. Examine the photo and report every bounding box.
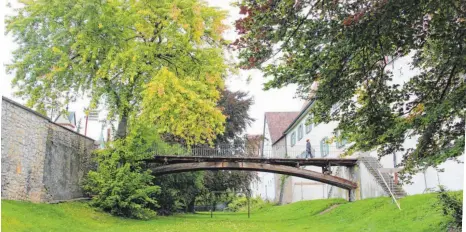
[264,112,299,144]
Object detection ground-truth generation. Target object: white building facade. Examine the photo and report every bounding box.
[254,53,464,203]
[250,112,298,201]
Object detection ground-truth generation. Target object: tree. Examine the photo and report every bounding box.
[198,90,257,209]
[83,122,176,219]
[215,89,255,145]
[6,0,232,218]
[435,186,463,230]
[6,0,229,144]
[153,90,257,215]
[232,0,465,182]
[154,172,205,215]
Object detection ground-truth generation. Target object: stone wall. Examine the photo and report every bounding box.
[1,97,96,202]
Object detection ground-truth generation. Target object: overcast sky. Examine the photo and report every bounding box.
[0,0,304,140]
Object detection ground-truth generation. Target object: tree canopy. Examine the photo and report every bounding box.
[7,0,229,144]
[154,89,256,215]
[6,0,235,218]
[233,0,465,181]
[199,89,257,208]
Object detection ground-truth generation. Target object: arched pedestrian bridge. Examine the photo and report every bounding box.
[143,155,360,201]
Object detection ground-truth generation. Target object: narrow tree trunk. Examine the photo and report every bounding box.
[187,199,195,213]
[278,175,287,205]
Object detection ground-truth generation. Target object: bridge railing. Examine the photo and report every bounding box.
[146,144,350,159]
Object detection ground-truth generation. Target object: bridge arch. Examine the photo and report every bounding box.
[149,161,357,190]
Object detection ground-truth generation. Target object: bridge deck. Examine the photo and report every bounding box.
[144,156,358,167]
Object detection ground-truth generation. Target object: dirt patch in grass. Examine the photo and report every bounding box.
[319,204,340,215]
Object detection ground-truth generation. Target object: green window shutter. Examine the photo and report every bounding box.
[298,125,303,140]
[321,137,329,157]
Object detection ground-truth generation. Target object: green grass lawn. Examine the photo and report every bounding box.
[2,193,452,232]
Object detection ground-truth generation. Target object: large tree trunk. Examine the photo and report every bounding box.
[116,114,128,139]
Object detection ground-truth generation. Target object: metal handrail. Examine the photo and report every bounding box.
[377,169,401,210]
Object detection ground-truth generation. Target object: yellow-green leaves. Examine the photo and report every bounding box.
[7,0,229,143]
[142,68,225,146]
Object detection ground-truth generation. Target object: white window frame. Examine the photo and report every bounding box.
[305,115,313,134]
[291,132,296,147]
[320,137,329,157]
[298,124,303,141]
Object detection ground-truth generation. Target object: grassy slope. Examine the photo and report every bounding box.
[2,193,451,232]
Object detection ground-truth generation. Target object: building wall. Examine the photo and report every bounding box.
[252,118,276,202]
[1,98,96,202]
[369,136,464,194]
[282,74,463,202]
[43,123,96,201]
[273,138,293,204]
[285,108,352,202]
[285,110,463,202]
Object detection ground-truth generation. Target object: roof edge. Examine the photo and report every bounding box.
[272,134,286,146]
[283,98,316,135]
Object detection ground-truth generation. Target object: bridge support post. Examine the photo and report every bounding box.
[348,189,356,202]
[347,165,360,202]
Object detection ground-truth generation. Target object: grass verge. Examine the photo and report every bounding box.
[1,193,453,232]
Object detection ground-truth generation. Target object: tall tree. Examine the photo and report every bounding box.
[215,89,255,145]
[6,0,229,144]
[198,89,257,210]
[233,0,465,181]
[152,89,256,215]
[6,0,232,218]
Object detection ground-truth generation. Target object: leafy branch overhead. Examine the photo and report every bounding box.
[232,0,465,181]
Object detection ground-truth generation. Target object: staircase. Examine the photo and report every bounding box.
[327,166,343,199]
[359,156,407,199]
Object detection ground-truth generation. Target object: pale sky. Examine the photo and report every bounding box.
[0,0,304,140]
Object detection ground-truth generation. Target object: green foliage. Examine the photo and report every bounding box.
[83,123,183,219]
[214,89,255,145]
[6,0,235,219]
[195,90,257,208]
[227,196,266,212]
[1,193,455,231]
[233,0,465,182]
[6,0,230,141]
[154,172,205,215]
[435,186,463,230]
[154,89,256,215]
[142,67,226,146]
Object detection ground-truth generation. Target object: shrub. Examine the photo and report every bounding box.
[228,196,266,212]
[83,143,160,219]
[435,186,463,230]
[83,124,172,219]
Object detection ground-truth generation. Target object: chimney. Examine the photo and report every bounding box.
[308,81,319,99]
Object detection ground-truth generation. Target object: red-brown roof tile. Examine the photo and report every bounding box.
[265,112,299,144]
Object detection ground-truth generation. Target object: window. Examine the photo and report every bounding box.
[305,115,313,133]
[320,137,329,157]
[291,132,296,147]
[298,124,303,141]
[335,131,348,148]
